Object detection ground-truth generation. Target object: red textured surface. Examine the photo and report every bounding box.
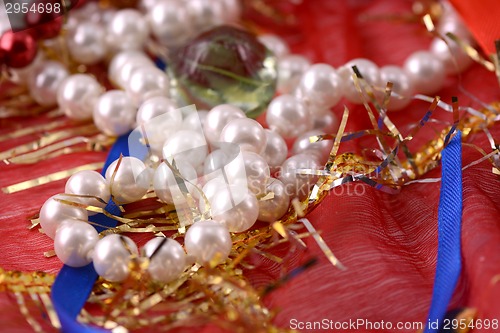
[1,1,500,332]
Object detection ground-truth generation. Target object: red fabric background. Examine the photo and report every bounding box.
[1,1,500,332]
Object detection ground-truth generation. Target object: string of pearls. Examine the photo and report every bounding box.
[35,0,475,283]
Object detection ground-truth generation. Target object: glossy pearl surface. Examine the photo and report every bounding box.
[105,156,151,204]
[39,194,88,239]
[142,237,186,283]
[261,129,288,174]
[163,130,208,169]
[203,104,246,146]
[404,51,446,95]
[379,65,415,111]
[429,37,472,75]
[339,58,381,104]
[211,188,259,233]
[296,63,343,110]
[219,118,267,154]
[54,220,99,267]
[29,60,69,107]
[153,160,198,205]
[277,54,311,94]
[67,22,106,65]
[292,130,333,165]
[266,94,313,138]
[93,90,136,136]
[57,74,102,120]
[126,67,169,107]
[258,178,290,222]
[65,170,110,211]
[136,96,179,125]
[93,234,138,282]
[109,51,155,88]
[279,153,321,200]
[237,151,270,196]
[184,220,232,264]
[148,0,191,47]
[107,9,149,51]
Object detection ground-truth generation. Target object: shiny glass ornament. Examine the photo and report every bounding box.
[168,26,277,118]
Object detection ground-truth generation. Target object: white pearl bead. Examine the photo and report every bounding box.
[404,51,446,95]
[296,63,343,110]
[107,9,149,51]
[277,54,311,94]
[261,129,288,174]
[219,118,267,154]
[266,94,313,138]
[148,0,192,47]
[379,65,415,111]
[93,90,136,136]
[39,194,89,239]
[437,15,471,40]
[258,34,290,58]
[142,237,186,283]
[238,151,271,196]
[186,0,225,32]
[136,96,179,125]
[200,178,228,205]
[429,37,472,75]
[258,178,290,222]
[105,156,151,204]
[313,112,338,134]
[28,61,69,107]
[183,110,208,132]
[93,234,138,282]
[292,130,333,165]
[203,149,230,177]
[184,220,232,264]
[339,58,381,104]
[54,220,99,267]
[211,186,259,233]
[163,130,208,169]
[109,51,155,88]
[153,160,198,205]
[126,67,169,107]
[65,170,110,212]
[136,96,181,154]
[67,22,106,65]
[279,153,320,200]
[203,104,246,147]
[57,74,102,120]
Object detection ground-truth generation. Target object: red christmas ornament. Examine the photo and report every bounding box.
[0,31,38,68]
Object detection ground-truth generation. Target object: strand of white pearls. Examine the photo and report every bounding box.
[260,0,474,124]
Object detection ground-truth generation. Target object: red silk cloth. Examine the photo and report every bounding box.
[1,1,500,332]
[450,0,500,55]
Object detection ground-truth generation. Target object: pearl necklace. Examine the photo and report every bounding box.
[30,0,475,283]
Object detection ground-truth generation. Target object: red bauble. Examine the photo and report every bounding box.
[0,31,38,68]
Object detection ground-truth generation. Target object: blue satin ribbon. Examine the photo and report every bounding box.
[52,133,132,333]
[424,131,463,333]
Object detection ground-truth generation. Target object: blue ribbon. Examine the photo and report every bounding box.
[424,131,463,333]
[52,133,132,333]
